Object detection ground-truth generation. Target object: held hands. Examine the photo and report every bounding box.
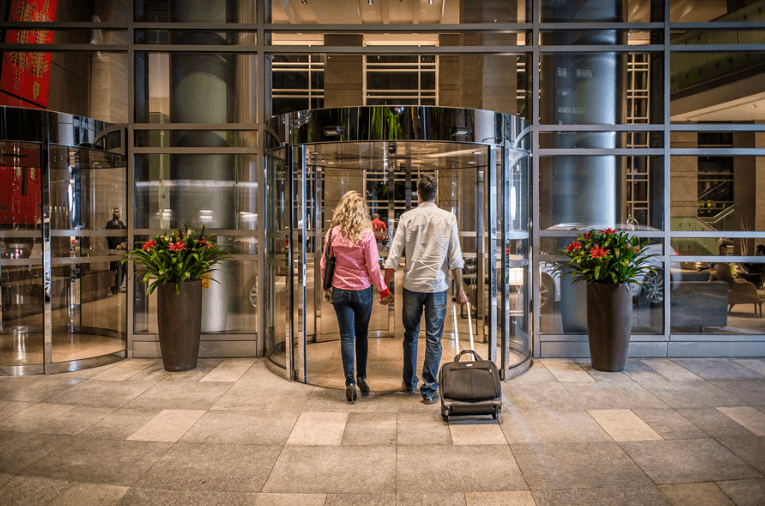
[323,288,332,302]
[457,290,468,306]
[379,293,393,305]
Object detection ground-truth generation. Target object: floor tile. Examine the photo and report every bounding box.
[499,407,611,444]
[631,409,708,440]
[716,478,765,506]
[641,359,703,381]
[302,387,400,413]
[672,359,764,381]
[117,488,259,506]
[716,406,765,436]
[658,482,734,506]
[733,359,765,377]
[0,401,35,422]
[0,376,83,403]
[505,361,556,384]
[619,439,762,484]
[396,492,467,506]
[0,473,12,488]
[134,443,282,493]
[324,493,397,506]
[127,409,206,442]
[710,381,765,407]
[502,382,583,412]
[125,381,231,410]
[538,360,595,383]
[0,403,76,431]
[0,476,71,506]
[449,421,507,445]
[715,436,765,474]
[262,446,396,494]
[397,412,452,445]
[560,381,668,410]
[158,359,224,382]
[588,409,663,442]
[47,380,156,408]
[210,381,313,412]
[200,359,256,383]
[341,412,396,446]
[286,411,348,445]
[180,410,299,445]
[0,431,70,474]
[511,442,653,490]
[253,494,326,506]
[79,408,163,440]
[531,486,670,506]
[397,445,527,493]
[89,360,155,382]
[21,438,172,486]
[33,406,116,436]
[47,483,129,506]
[638,378,746,409]
[464,491,535,505]
[679,408,758,438]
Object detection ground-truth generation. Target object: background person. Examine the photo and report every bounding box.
[106,208,126,294]
[739,244,765,289]
[321,191,390,403]
[371,212,388,252]
[384,174,467,405]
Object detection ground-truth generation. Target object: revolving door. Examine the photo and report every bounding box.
[265,107,531,387]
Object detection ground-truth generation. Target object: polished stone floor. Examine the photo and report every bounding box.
[1,357,764,505]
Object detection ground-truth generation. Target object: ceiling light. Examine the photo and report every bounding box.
[368,0,373,4]
[429,0,434,3]
[450,126,472,137]
[301,0,307,3]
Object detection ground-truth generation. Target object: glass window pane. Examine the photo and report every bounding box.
[0,259,44,366]
[134,154,257,230]
[134,53,257,123]
[670,261,765,335]
[135,130,257,148]
[134,1,254,22]
[671,155,765,233]
[540,155,664,231]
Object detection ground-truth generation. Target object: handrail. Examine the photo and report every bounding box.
[701,204,735,227]
[698,181,730,202]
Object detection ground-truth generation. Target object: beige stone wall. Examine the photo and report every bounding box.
[323,34,364,109]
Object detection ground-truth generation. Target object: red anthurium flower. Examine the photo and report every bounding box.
[582,231,592,240]
[142,240,156,251]
[566,241,582,252]
[199,239,207,245]
[633,246,641,254]
[600,228,617,235]
[169,242,185,252]
[590,245,609,258]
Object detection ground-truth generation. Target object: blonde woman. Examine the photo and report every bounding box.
[321,191,390,403]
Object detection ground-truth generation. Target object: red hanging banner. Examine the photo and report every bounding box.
[0,0,58,108]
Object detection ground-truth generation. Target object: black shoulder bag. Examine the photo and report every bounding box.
[323,227,336,291]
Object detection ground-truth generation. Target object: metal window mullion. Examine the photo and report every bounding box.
[487,146,498,364]
[41,113,52,373]
[257,0,269,359]
[531,0,540,360]
[298,146,307,383]
[663,1,671,348]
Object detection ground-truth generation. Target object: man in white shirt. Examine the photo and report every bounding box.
[384,175,467,404]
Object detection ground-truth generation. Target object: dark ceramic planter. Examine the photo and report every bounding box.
[157,280,202,372]
[586,282,632,372]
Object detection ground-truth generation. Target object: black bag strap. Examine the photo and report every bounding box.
[325,227,334,260]
[454,350,483,363]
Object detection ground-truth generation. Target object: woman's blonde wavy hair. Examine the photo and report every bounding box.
[331,191,372,244]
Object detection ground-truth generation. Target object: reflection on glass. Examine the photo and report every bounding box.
[670,156,764,233]
[0,261,44,366]
[134,154,257,230]
[670,261,765,335]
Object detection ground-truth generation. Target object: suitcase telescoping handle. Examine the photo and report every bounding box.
[465,300,475,351]
[454,350,483,363]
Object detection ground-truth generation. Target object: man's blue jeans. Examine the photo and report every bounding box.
[402,287,447,398]
[331,287,373,387]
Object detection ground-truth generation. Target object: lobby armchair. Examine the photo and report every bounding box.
[716,263,765,316]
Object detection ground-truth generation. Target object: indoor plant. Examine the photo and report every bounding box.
[124,227,229,371]
[554,228,656,372]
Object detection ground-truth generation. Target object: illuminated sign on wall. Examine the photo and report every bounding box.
[0,0,58,108]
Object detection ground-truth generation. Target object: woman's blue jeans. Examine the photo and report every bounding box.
[331,287,373,387]
[402,287,447,398]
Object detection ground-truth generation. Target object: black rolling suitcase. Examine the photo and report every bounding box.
[439,301,502,422]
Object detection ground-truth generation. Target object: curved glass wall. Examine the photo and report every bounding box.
[265,106,531,385]
[0,108,127,375]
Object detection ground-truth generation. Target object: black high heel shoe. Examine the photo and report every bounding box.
[346,385,357,404]
[357,377,370,397]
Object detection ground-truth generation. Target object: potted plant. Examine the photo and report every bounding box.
[124,227,230,371]
[554,228,656,372]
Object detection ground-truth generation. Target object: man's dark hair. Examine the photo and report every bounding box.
[756,244,765,255]
[417,174,437,202]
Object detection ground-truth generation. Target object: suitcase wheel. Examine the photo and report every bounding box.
[491,405,502,420]
[442,414,448,422]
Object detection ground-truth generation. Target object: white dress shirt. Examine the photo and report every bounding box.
[384,201,465,293]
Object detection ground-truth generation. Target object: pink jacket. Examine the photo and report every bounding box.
[320,226,389,296]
